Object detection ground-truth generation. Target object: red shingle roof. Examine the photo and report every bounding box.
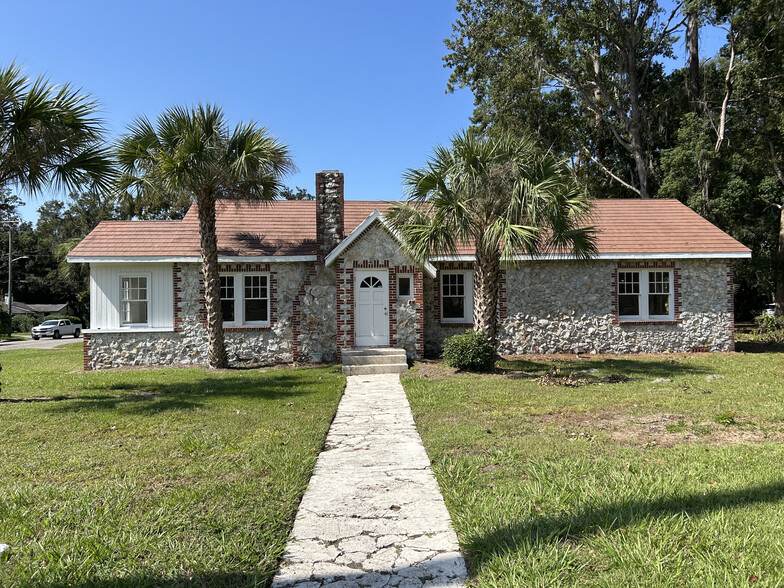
[67,198,750,259]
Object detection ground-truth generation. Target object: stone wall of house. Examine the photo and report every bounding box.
[295,266,338,363]
[86,262,309,369]
[424,259,734,356]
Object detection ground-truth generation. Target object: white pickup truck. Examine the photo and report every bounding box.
[31,319,82,340]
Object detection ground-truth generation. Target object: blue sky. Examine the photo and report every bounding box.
[2,1,476,221]
[2,1,728,223]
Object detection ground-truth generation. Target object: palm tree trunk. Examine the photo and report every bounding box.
[473,248,501,343]
[197,195,228,368]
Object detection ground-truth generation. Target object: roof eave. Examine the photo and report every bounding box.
[324,210,437,278]
[431,251,752,262]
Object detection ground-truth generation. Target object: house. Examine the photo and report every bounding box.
[67,171,751,370]
[10,301,74,321]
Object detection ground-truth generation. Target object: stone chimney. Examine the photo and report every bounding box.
[315,170,345,262]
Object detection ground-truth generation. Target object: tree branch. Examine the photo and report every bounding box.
[584,150,642,196]
[715,20,737,154]
[769,139,784,188]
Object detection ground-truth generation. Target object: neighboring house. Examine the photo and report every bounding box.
[67,171,751,370]
[11,301,73,321]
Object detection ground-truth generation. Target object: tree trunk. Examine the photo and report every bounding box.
[626,51,650,198]
[777,205,784,316]
[197,195,228,369]
[472,247,501,343]
[686,9,701,113]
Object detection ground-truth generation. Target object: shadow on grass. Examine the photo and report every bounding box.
[498,357,710,380]
[468,478,784,575]
[735,340,784,353]
[2,371,325,415]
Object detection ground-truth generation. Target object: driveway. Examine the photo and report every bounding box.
[0,335,81,351]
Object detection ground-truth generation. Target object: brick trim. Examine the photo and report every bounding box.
[726,261,735,351]
[612,261,682,325]
[83,334,92,371]
[173,263,184,333]
[498,269,507,326]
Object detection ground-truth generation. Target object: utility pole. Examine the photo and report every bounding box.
[0,221,27,316]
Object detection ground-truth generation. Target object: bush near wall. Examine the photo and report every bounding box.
[43,315,87,328]
[442,329,496,372]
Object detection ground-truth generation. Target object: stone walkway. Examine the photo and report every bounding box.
[272,373,467,588]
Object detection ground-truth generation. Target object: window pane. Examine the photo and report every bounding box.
[398,276,411,297]
[245,299,268,322]
[220,275,234,299]
[649,294,670,316]
[443,296,465,319]
[618,272,639,294]
[221,299,235,322]
[649,271,670,294]
[123,300,148,324]
[618,294,639,316]
[442,274,464,297]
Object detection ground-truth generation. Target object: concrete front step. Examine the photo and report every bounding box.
[342,363,409,376]
[342,347,407,357]
[341,347,409,375]
[343,353,407,366]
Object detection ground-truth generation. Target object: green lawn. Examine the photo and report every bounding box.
[0,344,345,587]
[404,353,784,587]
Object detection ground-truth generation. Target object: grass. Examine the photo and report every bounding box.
[0,344,345,587]
[403,353,784,587]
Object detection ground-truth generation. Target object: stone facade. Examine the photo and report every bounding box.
[316,171,344,262]
[83,241,736,369]
[293,266,338,363]
[86,262,309,369]
[335,224,425,360]
[424,258,734,356]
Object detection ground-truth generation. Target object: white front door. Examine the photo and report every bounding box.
[355,269,389,347]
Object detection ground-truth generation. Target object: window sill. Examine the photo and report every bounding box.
[616,319,680,326]
[439,321,474,327]
[84,327,175,334]
[224,325,272,331]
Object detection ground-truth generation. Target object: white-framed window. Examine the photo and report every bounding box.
[120,275,149,326]
[618,269,674,321]
[441,271,473,323]
[220,275,236,323]
[219,272,270,327]
[397,274,413,300]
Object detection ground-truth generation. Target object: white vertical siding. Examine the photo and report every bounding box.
[89,263,174,329]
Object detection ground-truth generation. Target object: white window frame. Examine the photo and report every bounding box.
[220,274,237,326]
[617,269,674,321]
[397,274,413,300]
[119,273,151,327]
[220,272,271,327]
[440,270,474,323]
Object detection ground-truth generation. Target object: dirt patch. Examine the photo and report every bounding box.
[408,360,459,380]
[531,411,784,448]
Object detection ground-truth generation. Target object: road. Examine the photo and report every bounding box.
[0,335,81,351]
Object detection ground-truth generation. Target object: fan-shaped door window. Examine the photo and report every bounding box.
[360,276,383,289]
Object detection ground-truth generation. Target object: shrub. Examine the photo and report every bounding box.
[0,309,11,336]
[442,329,496,372]
[754,313,784,343]
[43,315,84,326]
[11,314,38,333]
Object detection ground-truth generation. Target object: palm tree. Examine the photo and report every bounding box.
[116,104,294,369]
[386,131,597,343]
[0,63,115,194]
